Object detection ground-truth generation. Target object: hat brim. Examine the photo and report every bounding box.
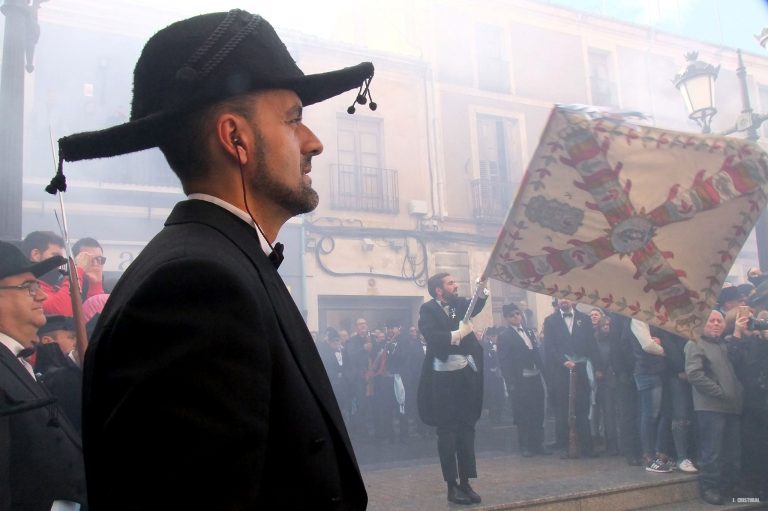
[0,255,67,280]
[59,62,374,163]
[30,256,68,278]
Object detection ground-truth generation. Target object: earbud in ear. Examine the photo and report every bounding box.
[232,135,242,146]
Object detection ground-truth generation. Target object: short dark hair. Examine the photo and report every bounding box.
[158,94,255,189]
[21,231,65,258]
[427,272,450,299]
[73,237,102,256]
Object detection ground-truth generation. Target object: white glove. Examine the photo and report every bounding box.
[451,320,474,345]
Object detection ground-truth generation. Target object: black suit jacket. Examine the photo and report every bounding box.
[542,310,601,386]
[83,200,366,510]
[0,344,86,511]
[497,326,543,388]
[417,296,486,426]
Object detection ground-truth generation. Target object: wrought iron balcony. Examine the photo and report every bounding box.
[330,164,399,214]
[471,178,517,221]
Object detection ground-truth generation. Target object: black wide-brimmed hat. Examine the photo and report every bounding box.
[0,241,66,280]
[55,9,374,166]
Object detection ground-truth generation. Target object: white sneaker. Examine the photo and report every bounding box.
[678,458,698,473]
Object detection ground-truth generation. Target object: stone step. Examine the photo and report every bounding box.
[364,455,715,511]
[636,498,767,510]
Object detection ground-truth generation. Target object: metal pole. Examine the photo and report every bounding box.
[0,0,29,241]
[732,49,768,271]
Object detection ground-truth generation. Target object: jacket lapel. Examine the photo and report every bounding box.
[167,201,354,461]
[0,344,46,399]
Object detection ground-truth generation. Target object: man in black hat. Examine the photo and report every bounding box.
[0,241,86,511]
[54,9,374,510]
[497,303,549,457]
[38,315,77,360]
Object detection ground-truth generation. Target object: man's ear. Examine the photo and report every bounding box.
[40,335,54,345]
[216,115,248,164]
[29,249,42,262]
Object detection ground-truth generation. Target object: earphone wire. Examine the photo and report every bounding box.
[234,142,279,255]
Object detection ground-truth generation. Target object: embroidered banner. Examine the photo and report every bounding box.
[486,104,768,338]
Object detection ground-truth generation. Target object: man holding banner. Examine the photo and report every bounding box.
[417,273,488,506]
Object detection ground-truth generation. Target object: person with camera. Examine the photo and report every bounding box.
[685,310,743,505]
[726,307,768,500]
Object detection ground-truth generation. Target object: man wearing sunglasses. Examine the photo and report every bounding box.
[71,237,106,299]
[21,231,105,316]
[0,241,87,511]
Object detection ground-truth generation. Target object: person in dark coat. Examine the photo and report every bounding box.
[481,327,506,424]
[497,303,550,457]
[542,299,602,457]
[0,241,86,511]
[59,10,374,510]
[727,309,768,499]
[318,327,350,419]
[387,322,425,439]
[610,314,643,465]
[418,273,487,505]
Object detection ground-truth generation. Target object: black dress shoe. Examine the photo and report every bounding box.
[447,484,472,505]
[700,488,724,505]
[459,482,482,504]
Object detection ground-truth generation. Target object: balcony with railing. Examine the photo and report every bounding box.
[471,179,517,221]
[330,164,399,214]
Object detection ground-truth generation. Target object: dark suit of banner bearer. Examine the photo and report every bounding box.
[542,304,602,456]
[418,293,486,484]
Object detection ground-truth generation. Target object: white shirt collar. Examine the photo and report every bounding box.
[188,193,273,255]
[0,331,26,357]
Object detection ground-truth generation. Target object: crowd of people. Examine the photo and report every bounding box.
[3,226,768,508]
[316,277,768,506]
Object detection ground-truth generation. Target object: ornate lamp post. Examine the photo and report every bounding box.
[673,51,719,134]
[673,47,768,270]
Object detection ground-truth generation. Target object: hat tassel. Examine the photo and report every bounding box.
[347,77,376,114]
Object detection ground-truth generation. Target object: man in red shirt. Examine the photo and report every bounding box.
[21,231,105,315]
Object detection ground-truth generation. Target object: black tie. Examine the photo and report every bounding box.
[563,312,573,318]
[17,347,35,359]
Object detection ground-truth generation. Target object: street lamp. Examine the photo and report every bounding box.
[673,47,768,271]
[673,51,719,134]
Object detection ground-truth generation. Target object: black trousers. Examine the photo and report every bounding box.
[552,366,593,455]
[432,367,479,482]
[512,374,545,452]
[615,372,641,462]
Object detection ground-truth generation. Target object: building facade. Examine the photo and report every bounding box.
[10,0,768,335]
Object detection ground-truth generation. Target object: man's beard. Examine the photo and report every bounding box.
[250,131,319,216]
[444,292,458,306]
